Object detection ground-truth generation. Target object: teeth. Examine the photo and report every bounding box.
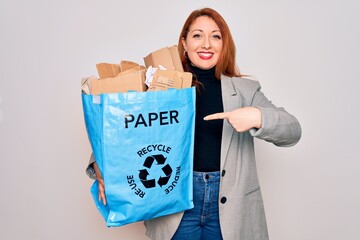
[199,52,212,57]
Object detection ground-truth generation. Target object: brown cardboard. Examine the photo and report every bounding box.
[118,65,146,76]
[96,63,121,79]
[119,60,141,72]
[91,69,147,94]
[143,45,184,72]
[148,70,192,91]
[96,61,144,79]
[148,75,175,91]
[180,72,193,88]
[169,46,184,72]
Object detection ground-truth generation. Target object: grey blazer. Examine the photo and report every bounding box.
[86,75,301,240]
[143,76,301,240]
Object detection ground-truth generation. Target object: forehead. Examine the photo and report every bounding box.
[189,16,220,31]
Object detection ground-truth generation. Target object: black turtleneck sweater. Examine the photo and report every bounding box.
[190,65,224,172]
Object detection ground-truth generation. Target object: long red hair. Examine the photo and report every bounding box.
[178,8,242,80]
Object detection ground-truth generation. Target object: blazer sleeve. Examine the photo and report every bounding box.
[85,153,97,180]
[248,82,302,147]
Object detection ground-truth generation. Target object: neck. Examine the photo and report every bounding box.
[189,65,217,80]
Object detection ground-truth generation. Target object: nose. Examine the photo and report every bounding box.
[202,36,211,49]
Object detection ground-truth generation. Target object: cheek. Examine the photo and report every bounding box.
[215,42,223,53]
[186,40,199,52]
[187,51,199,63]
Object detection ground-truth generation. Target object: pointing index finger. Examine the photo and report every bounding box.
[203,112,229,121]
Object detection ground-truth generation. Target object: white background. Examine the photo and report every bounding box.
[1,0,359,239]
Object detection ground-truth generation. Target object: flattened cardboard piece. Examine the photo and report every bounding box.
[91,70,146,94]
[148,75,174,91]
[119,60,141,72]
[96,63,121,79]
[149,70,192,91]
[119,65,146,76]
[180,72,193,88]
[144,45,184,72]
[81,76,98,94]
[168,46,184,72]
[144,47,171,70]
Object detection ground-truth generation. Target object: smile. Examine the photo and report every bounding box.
[198,52,214,60]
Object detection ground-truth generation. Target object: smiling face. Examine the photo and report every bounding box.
[182,16,223,70]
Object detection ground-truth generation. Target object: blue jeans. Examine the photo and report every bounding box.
[172,171,223,240]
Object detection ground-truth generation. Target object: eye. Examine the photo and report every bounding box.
[192,33,202,39]
[212,34,222,40]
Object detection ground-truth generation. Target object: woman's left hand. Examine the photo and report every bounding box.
[204,107,262,132]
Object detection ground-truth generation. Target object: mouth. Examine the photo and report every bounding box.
[197,52,214,60]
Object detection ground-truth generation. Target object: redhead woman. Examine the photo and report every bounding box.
[86,7,301,240]
[144,8,301,240]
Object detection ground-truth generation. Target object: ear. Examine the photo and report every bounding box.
[181,37,187,51]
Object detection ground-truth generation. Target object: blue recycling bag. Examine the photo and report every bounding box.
[82,87,195,227]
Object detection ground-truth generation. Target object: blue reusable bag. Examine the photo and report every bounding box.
[82,87,195,227]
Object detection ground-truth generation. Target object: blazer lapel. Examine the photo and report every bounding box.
[220,75,239,170]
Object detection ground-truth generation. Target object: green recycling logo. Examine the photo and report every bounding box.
[138,154,172,188]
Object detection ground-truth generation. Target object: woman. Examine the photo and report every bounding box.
[87,7,301,240]
[144,8,301,240]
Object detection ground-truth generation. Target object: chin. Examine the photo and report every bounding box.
[193,62,214,70]
[198,65,215,70]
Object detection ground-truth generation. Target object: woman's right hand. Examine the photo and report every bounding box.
[93,162,107,205]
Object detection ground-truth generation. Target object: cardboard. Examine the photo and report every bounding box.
[88,48,190,94]
[81,76,98,94]
[144,45,184,72]
[96,63,121,79]
[148,70,192,91]
[119,60,141,72]
[169,46,184,72]
[96,61,144,79]
[149,75,175,91]
[119,65,146,76]
[91,69,147,94]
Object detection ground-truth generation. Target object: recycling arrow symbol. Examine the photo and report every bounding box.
[139,154,173,188]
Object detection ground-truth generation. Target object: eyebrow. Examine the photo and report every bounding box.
[191,29,221,33]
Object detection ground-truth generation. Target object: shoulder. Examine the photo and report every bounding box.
[231,76,260,90]
[221,75,261,96]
